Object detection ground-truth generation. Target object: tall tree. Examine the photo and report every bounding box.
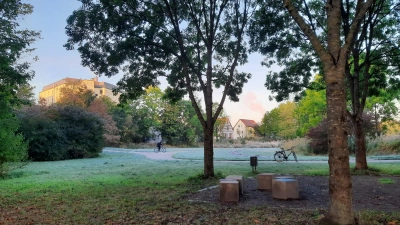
[65,0,253,177]
[276,101,297,139]
[345,0,400,170]
[250,0,374,223]
[0,0,40,176]
[258,108,281,139]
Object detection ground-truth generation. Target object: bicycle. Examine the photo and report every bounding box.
[274,147,298,162]
[154,143,166,153]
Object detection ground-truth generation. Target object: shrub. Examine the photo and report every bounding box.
[306,119,329,155]
[53,105,105,158]
[0,100,28,176]
[17,106,69,161]
[17,105,105,161]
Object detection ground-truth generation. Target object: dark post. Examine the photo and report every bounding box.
[250,156,258,173]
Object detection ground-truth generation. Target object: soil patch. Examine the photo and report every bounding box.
[188,175,400,212]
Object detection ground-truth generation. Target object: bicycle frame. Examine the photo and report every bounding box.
[274,147,298,162]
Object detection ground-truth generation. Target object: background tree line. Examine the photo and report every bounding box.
[257,74,399,155]
[18,81,204,162]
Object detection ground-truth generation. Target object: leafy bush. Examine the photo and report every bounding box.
[17,105,105,161]
[56,105,104,158]
[306,119,329,155]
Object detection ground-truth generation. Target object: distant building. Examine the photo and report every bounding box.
[215,118,234,139]
[39,77,120,105]
[233,119,259,139]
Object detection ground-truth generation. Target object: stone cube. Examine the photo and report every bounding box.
[257,173,275,190]
[219,179,239,203]
[272,177,299,200]
[226,175,244,195]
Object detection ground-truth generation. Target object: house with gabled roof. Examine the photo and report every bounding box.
[233,119,259,139]
[214,118,234,139]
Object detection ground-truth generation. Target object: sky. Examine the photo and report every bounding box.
[20,0,280,125]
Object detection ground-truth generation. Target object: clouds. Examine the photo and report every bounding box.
[243,92,266,115]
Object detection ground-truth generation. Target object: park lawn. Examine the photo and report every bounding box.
[0,150,399,224]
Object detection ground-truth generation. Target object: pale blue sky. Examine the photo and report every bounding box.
[20,0,280,124]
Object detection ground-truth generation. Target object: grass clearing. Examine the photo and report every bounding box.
[1,149,399,224]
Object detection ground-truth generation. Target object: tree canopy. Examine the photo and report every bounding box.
[0,0,40,105]
[65,0,254,177]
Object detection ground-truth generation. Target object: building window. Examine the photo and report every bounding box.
[100,90,103,95]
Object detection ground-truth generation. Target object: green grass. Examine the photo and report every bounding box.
[0,149,399,224]
[378,178,396,184]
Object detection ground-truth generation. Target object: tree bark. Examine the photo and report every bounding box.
[324,67,354,225]
[354,117,368,170]
[203,120,214,177]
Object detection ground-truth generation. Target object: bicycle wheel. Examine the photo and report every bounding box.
[292,152,298,162]
[154,148,159,153]
[161,147,166,153]
[274,152,284,162]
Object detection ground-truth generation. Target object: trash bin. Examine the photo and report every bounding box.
[250,156,258,167]
[250,156,258,172]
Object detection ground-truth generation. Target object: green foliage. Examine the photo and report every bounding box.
[0,0,40,106]
[17,108,68,161]
[259,102,297,140]
[53,105,104,158]
[0,100,28,176]
[259,108,281,139]
[295,88,326,137]
[16,105,104,161]
[160,100,202,146]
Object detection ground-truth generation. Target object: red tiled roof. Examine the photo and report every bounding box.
[239,119,258,128]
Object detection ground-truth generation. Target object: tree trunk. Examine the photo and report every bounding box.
[203,121,214,178]
[354,118,368,170]
[324,68,354,225]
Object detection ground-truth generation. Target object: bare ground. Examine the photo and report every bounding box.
[188,175,400,212]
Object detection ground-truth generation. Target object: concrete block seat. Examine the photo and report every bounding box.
[257,173,275,190]
[219,179,239,203]
[225,175,244,195]
[272,177,299,200]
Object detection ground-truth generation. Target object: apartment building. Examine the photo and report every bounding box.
[39,77,120,105]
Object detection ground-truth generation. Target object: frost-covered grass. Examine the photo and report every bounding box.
[0,149,399,224]
[172,148,330,161]
[369,155,400,160]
